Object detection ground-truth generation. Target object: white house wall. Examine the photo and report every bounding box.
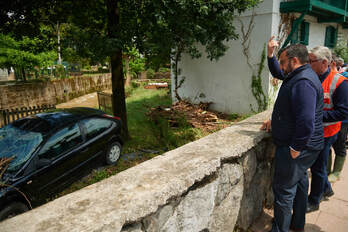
[173,0,348,114]
[173,0,276,114]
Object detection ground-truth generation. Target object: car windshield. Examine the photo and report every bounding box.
[0,124,43,173]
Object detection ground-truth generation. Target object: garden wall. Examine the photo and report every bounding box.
[0,74,111,109]
[0,110,274,232]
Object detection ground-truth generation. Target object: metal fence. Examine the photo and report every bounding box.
[0,104,56,128]
[97,91,113,113]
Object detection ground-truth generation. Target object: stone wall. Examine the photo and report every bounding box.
[0,110,274,232]
[0,74,111,109]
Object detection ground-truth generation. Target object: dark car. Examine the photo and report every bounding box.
[0,107,122,220]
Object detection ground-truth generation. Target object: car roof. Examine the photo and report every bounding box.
[11,107,105,135]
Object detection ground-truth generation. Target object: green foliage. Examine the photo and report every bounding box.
[55,64,67,78]
[251,44,267,112]
[0,34,56,79]
[124,48,146,78]
[146,68,155,79]
[125,81,141,97]
[139,0,262,99]
[149,112,198,150]
[334,44,348,63]
[158,67,170,73]
[142,0,262,65]
[131,81,140,89]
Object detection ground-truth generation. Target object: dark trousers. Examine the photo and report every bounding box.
[308,134,337,205]
[332,123,348,158]
[271,146,320,232]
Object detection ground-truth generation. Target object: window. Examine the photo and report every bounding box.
[325,26,337,48]
[291,21,309,45]
[81,118,114,140]
[299,22,309,45]
[39,123,82,160]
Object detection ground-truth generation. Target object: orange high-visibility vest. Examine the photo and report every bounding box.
[322,69,346,137]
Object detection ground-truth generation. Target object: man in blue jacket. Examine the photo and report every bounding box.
[262,37,324,232]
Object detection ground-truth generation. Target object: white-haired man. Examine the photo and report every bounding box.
[306,46,348,215]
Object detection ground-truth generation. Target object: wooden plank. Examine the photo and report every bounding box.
[5,109,10,125]
[0,110,4,127]
[15,108,19,120]
[10,109,15,122]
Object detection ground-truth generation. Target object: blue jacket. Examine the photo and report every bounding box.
[269,57,348,123]
[271,64,324,151]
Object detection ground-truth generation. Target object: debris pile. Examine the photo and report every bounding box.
[147,101,232,132]
[0,157,13,181]
[144,82,169,89]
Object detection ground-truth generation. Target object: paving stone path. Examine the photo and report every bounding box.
[56,92,100,109]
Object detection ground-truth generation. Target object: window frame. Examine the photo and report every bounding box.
[80,117,115,142]
[325,26,337,48]
[291,20,310,45]
[37,122,83,161]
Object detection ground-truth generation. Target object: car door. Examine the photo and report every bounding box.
[79,117,116,163]
[22,122,85,202]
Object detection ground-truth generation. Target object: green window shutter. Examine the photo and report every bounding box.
[300,22,309,45]
[291,24,299,44]
[325,26,337,48]
[332,27,337,47]
[325,27,331,47]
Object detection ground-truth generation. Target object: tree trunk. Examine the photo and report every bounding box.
[21,67,27,81]
[107,0,129,139]
[173,51,182,101]
[125,55,131,87]
[57,21,62,65]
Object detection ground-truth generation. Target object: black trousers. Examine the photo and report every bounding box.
[271,146,320,232]
[332,122,348,157]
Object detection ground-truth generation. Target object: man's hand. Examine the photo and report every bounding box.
[268,36,279,58]
[290,148,300,159]
[260,119,271,132]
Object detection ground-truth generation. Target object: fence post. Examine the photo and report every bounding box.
[4,109,9,126]
[0,104,57,127]
[0,110,4,128]
[15,108,20,121]
[97,92,101,110]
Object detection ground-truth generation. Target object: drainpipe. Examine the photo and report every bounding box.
[345,0,348,23]
[278,12,306,56]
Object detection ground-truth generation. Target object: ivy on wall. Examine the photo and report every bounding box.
[251,45,267,112]
[238,10,267,112]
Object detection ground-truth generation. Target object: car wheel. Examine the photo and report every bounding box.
[106,141,122,165]
[0,202,29,221]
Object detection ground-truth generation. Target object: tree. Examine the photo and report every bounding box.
[0,34,56,80]
[334,44,348,63]
[0,0,261,139]
[124,48,146,86]
[139,0,261,101]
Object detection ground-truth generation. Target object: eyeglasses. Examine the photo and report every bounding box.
[309,59,320,64]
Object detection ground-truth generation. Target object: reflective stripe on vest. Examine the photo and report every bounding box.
[322,70,345,137]
[323,121,339,126]
[323,73,343,109]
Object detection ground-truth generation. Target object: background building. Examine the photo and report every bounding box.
[172,0,348,114]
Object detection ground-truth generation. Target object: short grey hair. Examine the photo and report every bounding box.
[338,57,344,64]
[310,46,332,63]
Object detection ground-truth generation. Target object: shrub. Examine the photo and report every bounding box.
[146,68,155,79]
[56,65,66,78]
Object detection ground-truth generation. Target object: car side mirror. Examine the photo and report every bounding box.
[36,158,51,169]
